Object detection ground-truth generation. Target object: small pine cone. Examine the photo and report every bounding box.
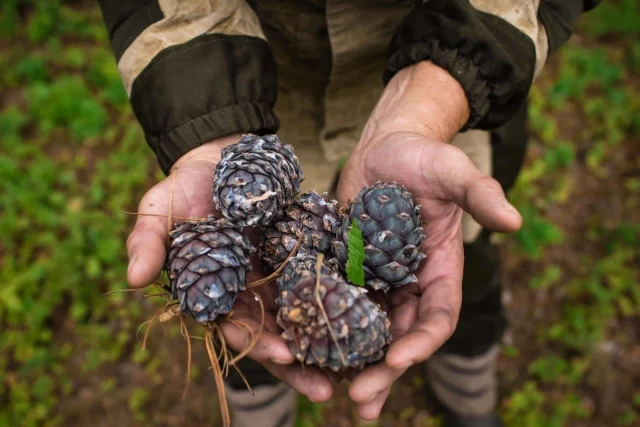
[259,191,341,271]
[332,181,426,291]
[276,254,339,294]
[213,134,304,227]
[276,273,391,371]
[166,216,255,325]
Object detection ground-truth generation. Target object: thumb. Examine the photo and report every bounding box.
[126,185,172,288]
[435,146,522,233]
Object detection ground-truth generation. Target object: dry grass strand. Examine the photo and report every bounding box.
[179,316,192,400]
[314,253,347,367]
[227,291,265,366]
[247,237,303,289]
[205,329,231,427]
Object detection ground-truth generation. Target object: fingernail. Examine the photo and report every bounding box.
[309,394,325,403]
[501,198,518,214]
[127,255,137,273]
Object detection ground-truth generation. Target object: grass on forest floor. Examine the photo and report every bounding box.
[0,1,638,427]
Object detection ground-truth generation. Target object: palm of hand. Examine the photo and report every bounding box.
[127,159,337,400]
[336,131,521,419]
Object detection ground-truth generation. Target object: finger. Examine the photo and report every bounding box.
[235,291,281,331]
[433,146,522,232]
[355,388,391,421]
[262,361,334,403]
[386,232,462,369]
[335,154,367,206]
[385,307,456,369]
[126,193,170,288]
[348,362,404,407]
[219,319,295,365]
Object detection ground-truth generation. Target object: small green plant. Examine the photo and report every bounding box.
[583,0,640,36]
[346,219,365,286]
[27,76,108,140]
[512,204,564,258]
[26,0,61,42]
[13,55,48,83]
[128,387,149,422]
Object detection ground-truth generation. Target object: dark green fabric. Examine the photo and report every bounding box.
[129,34,279,174]
[96,0,163,62]
[538,0,600,54]
[385,0,536,131]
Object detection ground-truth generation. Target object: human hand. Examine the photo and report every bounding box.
[126,135,335,402]
[337,62,523,419]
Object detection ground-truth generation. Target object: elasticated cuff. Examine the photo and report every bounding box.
[128,34,279,174]
[384,0,536,131]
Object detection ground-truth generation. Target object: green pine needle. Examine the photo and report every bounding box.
[346,219,365,286]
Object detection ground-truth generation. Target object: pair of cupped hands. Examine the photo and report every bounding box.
[126,62,522,420]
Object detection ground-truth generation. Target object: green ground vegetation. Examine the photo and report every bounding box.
[0,1,638,426]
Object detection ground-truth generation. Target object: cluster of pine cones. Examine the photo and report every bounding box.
[165,134,426,371]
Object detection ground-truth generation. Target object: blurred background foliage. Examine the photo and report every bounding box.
[0,1,638,426]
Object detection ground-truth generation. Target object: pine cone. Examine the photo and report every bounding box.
[213,134,304,227]
[259,191,340,271]
[166,216,255,324]
[332,181,426,291]
[277,273,391,371]
[276,254,339,294]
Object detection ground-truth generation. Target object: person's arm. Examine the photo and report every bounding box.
[342,0,600,420]
[97,0,279,174]
[96,2,338,403]
[384,0,601,132]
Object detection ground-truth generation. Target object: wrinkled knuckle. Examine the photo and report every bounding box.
[431,307,458,339]
[464,175,497,206]
[447,143,467,159]
[481,175,503,194]
[441,144,468,164]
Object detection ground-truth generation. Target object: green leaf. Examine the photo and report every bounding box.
[345,219,365,286]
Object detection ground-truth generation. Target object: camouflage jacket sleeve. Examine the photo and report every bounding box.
[97,0,278,174]
[384,0,600,131]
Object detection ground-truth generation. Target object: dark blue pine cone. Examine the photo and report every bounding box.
[276,272,391,371]
[259,191,341,272]
[332,181,426,291]
[213,134,304,228]
[166,216,255,325]
[275,253,339,295]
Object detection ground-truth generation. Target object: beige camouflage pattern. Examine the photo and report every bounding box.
[118,0,267,94]
[118,0,537,235]
[261,1,491,238]
[469,0,549,78]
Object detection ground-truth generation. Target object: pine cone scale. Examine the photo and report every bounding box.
[260,191,341,271]
[166,216,255,324]
[214,134,303,227]
[332,181,426,291]
[277,271,392,371]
